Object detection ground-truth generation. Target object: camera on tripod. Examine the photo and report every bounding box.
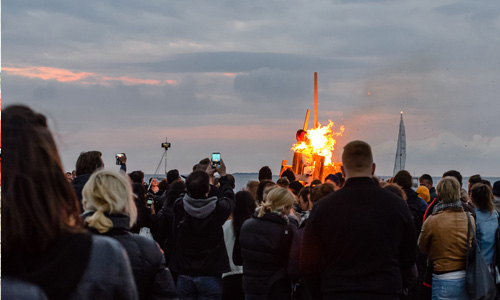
[161,142,171,149]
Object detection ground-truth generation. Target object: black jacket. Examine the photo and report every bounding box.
[169,176,235,276]
[156,205,175,266]
[72,174,91,211]
[240,212,298,298]
[300,177,417,300]
[429,186,438,202]
[86,213,177,300]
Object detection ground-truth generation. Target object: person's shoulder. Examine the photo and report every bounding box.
[90,235,126,255]
[240,216,259,231]
[77,236,138,300]
[424,211,443,223]
[126,232,161,253]
[2,276,48,300]
[135,236,165,266]
[85,235,131,277]
[173,194,185,210]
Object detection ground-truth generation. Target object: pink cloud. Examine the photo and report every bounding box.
[3,66,93,82]
[3,66,177,86]
[205,72,247,77]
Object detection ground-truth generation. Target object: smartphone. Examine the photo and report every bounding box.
[147,199,153,208]
[115,153,125,165]
[212,152,221,168]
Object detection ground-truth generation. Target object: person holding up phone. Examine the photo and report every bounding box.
[170,158,235,300]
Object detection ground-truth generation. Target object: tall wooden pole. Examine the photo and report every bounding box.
[314,72,318,129]
[303,109,310,131]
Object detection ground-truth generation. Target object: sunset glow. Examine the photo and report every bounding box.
[3,66,177,86]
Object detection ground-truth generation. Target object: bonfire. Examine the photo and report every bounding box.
[281,73,345,181]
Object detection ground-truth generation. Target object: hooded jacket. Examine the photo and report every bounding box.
[169,175,235,276]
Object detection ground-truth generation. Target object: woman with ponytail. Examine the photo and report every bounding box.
[83,170,177,300]
[2,105,137,300]
[239,187,298,300]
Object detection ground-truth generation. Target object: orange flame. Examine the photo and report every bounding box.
[291,120,344,166]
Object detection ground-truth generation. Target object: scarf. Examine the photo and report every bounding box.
[433,199,463,214]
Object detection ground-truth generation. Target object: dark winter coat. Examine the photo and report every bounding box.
[72,173,91,211]
[404,188,428,238]
[86,213,177,300]
[428,186,437,203]
[169,175,235,276]
[4,234,138,300]
[300,177,417,300]
[240,212,298,299]
[156,205,175,266]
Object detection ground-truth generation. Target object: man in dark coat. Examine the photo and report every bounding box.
[72,151,126,211]
[394,170,428,237]
[300,140,417,300]
[419,174,437,202]
[169,160,235,299]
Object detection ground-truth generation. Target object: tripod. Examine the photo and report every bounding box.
[148,147,169,191]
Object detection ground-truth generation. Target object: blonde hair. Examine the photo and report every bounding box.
[262,185,278,204]
[258,187,296,217]
[436,176,461,204]
[82,170,137,233]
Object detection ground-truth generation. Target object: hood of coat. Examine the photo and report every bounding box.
[183,194,218,218]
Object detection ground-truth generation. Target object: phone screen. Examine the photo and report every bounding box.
[115,153,124,165]
[147,199,153,206]
[212,152,221,166]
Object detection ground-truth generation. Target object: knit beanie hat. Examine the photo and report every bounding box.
[416,185,431,203]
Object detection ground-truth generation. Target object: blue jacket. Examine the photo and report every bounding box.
[475,209,499,264]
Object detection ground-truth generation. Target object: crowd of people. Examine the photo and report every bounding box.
[3,104,500,300]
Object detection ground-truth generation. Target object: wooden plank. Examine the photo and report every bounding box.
[314,72,318,129]
[292,152,304,175]
[303,109,310,131]
[312,154,325,180]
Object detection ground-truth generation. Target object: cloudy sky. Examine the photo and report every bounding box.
[3,0,500,177]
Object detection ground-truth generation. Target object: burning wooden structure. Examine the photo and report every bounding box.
[281,73,344,182]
